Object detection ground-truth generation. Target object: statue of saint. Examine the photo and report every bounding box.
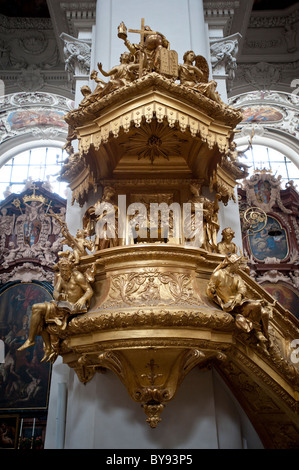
[179,50,222,103]
[184,183,220,252]
[18,255,95,362]
[207,254,271,351]
[84,186,119,250]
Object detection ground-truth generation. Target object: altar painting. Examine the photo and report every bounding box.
[248,216,288,261]
[0,282,52,411]
[262,283,299,319]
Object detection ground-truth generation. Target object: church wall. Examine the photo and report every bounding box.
[45,361,263,449]
[44,361,228,451]
[94,0,210,72]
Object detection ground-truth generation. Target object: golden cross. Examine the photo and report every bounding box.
[128,18,157,45]
[30,183,38,196]
[128,18,158,77]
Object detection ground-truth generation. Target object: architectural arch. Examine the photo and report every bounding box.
[229,90,299,169]
[0,91,73,168]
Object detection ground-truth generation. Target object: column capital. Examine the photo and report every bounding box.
[210,33,241,90]
[60,33,92,76]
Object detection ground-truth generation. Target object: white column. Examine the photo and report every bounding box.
[94,0,208,70]
[44,356,70,449]
[45,1,251,449]
[188,0,210,62]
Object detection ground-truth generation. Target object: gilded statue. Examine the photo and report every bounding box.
[48,209,94,264]
[205,193,221,252]
[90,69,106,95]
[185,183,220,252]
[97,52,139,96]
[178,50,222,103]
[18,254,95,362]
[206,254,271,351]
[118,20,170,75]
[78,85,93,108]
[84,186,118,250]
[217,227,238,256]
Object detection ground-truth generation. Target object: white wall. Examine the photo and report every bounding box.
[93,0,209,72]
[45,362,263,449]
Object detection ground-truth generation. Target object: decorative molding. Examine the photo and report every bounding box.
[0,14,53,31]
[0,91,73,145]
[210,33,241,90]
[60,32,92,76]
[229,90,299,141]
[249,8,299,29]
[204,1,240,36]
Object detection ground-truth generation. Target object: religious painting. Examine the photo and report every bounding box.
[248,216,288,261]
[0,415,20,449]
[254,180,271,204]
[261,283,299,320]
[0,282,52,411]
[7,109,67,130]
[241,106,284,123]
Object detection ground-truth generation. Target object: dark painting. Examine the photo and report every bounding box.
[0,282,52,411]
[0,415,19,449]
[248,216,288,261]
[262,282,299,320]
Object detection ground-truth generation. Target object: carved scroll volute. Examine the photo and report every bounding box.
[97,347,209,427]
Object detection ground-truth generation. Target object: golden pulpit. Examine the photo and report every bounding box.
[19,20,299,448]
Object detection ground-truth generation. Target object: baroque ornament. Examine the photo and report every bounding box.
[18,20,299,445]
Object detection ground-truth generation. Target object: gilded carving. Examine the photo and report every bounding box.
[207,254,272,352]
[101,269,204,309]
[18,20,299,441]
[83,186,119,250]
[18,254,95,362]
[178,50,222,104]
[216,227,238,256]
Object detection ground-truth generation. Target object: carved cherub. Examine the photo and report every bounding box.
[48,210,94,264]
[207,254,271,351]
[217,227,238,256]
[97,52,139,96]
[79,85,93,108]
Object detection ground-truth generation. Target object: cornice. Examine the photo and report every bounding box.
[0,13,53,31]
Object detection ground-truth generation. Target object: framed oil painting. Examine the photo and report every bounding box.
[0,281,53,412]
[0,414,19,449]
[248,216,288,261]
[262,282,299,320]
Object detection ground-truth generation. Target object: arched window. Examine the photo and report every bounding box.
[0,146,68,200]
[237,144,299,187]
